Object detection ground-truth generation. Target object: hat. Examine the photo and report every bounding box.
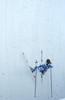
[46,59,51,64]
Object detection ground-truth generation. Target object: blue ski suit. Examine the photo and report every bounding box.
[34,64,53,73]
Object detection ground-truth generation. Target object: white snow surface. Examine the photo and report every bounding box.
[0,0,65,100]
[59,98,65,100]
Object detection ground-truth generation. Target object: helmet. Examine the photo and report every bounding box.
[46,59,51,64]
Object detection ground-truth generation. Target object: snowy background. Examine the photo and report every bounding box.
[0,0,65,100]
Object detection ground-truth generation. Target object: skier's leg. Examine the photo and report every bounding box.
[30,67,35,73]
[30,66,38,73]
[42,70,45,75]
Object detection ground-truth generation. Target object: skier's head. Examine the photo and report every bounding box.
[46,59,51,65]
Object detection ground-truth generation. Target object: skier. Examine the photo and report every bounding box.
[30,59,53,75]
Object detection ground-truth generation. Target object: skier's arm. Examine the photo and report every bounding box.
[48,64,53,69]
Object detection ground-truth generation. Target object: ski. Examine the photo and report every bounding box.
[34,60,38,97]
[50,68,52,97]
[22,52,35,82]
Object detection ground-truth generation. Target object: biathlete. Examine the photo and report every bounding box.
[30,59,53,75]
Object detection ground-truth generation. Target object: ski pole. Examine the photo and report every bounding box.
[50,68,52,97]
[34,60,38,97]
[41,50,43,64]
[41,50,43,82]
